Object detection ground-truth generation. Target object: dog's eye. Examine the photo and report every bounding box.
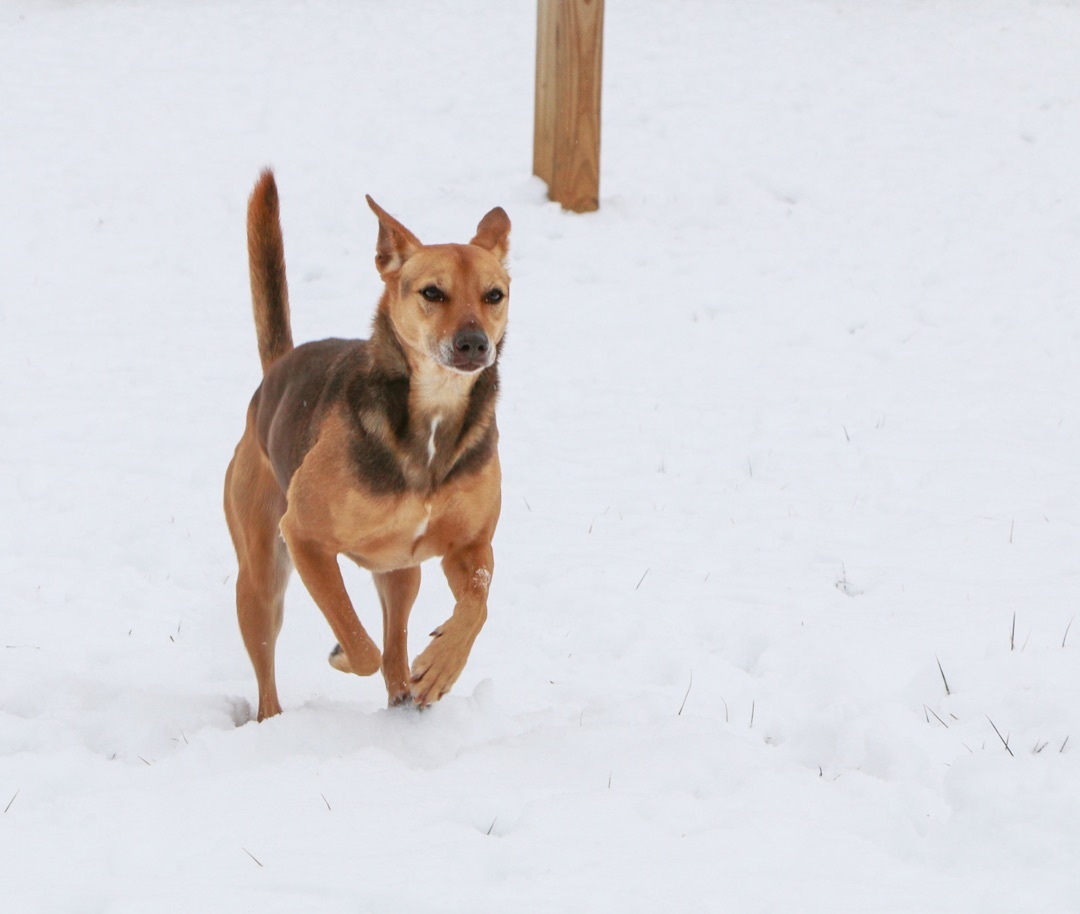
[420,286,446,303]
[483,289,505,305]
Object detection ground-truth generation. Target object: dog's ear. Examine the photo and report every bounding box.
[366,196,422,276]
[470,207,511,265]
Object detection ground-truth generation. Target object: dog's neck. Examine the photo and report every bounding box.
[366,304,497,490]
[407,358,478,418]
[368,306,411,379]
[368,306,478,419]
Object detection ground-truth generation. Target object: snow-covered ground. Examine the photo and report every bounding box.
[3,1,1080,910]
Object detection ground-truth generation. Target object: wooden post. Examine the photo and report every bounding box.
[533,0,604,213]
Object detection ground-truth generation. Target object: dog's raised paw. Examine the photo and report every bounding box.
[328,641,381,676]
[329,643,350,673]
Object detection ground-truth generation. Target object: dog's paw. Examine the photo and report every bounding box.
[328,641,381,676]
[387,690,418,710]
[409,633,469,707]
[329,644,350,672]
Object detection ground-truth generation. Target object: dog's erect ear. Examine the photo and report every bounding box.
[470,207,511,265]
[366,195,422,276]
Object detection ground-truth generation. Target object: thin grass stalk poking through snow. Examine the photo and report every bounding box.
[1010,613,1016,651]
[4,790,18,814]
[242,848,264,867]
[635,568,649,591]
[936,656,951,696]
[987,716,1015,757]
[1063,617,1074,649]
[924,705,949,729]
[677,671,693,716]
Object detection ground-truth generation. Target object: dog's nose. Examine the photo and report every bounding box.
[453,329,490,363]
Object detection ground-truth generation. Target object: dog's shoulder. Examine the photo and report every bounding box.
[254,338,365,489]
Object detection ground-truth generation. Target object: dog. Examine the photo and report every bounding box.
[224,169,510,719]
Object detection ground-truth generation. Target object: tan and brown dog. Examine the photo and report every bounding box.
[224,169,510,719]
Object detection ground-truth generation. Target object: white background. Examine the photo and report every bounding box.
[2,2,1079,910]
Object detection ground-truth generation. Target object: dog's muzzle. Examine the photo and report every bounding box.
[448,328,492,372]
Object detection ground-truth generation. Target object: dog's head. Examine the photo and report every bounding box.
[367,196,510,375]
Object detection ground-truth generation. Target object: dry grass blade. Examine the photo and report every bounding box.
[986,716,1014,757]
[1063,617,1074,649]
[242,847,264,867]
[4,790,19,814]
[677,671,693,716]
[935,656,951,696]
[634,568,650,591]
[924,705,949,729]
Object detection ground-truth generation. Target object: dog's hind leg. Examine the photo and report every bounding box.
[225,426,291,721]
[372,567,421,706]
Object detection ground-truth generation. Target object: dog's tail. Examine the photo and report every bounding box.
[247,169,294,373]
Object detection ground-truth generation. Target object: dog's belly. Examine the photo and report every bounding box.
[334,493,445,572]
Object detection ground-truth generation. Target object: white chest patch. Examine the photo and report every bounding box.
[413,503,433,543]
[427,415,442,465]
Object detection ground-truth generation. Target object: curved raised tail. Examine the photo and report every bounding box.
[247,169,293,373]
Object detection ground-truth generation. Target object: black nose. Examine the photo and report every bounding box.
[453,329,490,362]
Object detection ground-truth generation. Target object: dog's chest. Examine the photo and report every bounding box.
[332,488,467,572]
[399,411,453,490]
[283,406,499,573]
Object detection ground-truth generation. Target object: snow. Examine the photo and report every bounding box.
[3,0,1080,910]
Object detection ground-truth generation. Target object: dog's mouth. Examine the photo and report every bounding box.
[446,353,491,373]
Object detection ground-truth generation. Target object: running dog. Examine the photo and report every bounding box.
[224,169,510,719]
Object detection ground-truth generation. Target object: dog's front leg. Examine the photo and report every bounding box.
[410,542,493,707]
[281,530,382,677]
[373,566,421,706]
